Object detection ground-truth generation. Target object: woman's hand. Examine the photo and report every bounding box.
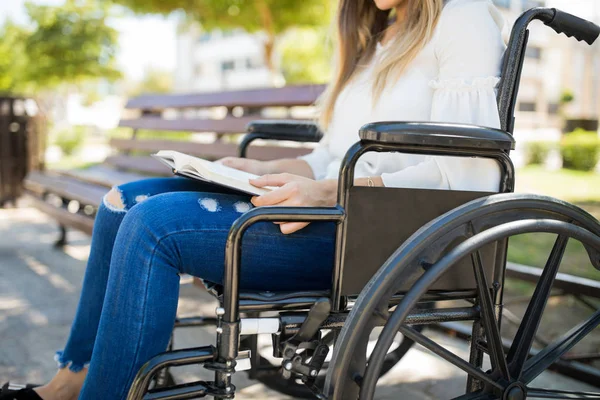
[250,173,337,234]
[218,157,272,176]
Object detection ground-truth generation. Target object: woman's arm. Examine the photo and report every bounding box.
[221,128,333,179]
[250,174,383,234]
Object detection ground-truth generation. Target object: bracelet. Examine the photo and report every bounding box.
[367,177,375,187]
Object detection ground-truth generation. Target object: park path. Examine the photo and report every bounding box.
[0,202,595,399]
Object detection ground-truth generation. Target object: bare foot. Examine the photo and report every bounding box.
[33,368,87,400]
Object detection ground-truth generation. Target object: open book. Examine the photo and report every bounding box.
[152,150,273,196]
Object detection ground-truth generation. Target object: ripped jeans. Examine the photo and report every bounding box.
[56,177,336,399]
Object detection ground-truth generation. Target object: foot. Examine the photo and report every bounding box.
[33,368,87,400]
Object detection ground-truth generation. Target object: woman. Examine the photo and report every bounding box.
[3,0,505,398]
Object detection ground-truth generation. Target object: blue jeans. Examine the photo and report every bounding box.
[56,177,336,399]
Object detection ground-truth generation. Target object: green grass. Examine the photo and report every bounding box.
[515,165,600,205]
[507,166,600,281]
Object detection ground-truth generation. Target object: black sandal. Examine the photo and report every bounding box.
[0,383,42,400]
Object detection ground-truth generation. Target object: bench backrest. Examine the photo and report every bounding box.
[113,85,326,176]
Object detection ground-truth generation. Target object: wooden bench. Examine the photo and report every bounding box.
[24,84,325,245]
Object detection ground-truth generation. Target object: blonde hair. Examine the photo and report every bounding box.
[319,0,444,129]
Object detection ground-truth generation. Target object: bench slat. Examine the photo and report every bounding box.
[58,165,150,188]
[109,139,312,160]
[105,155,172,176]
[24,171,108,207]
[125,84,325,110]
[25,192,94,235]
[506,262,600,299]
[118,116,258,133]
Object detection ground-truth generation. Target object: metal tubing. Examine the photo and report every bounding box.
[174,317,218,328]
[144,381,209,400]
[471,250,510,381]
[280,306,480,335]
[332,140,515,311]
[359,219,600,399]
[223,206,344,321]
[219,207,343,389]
[127,346,216,400]
[400,325,504,391]
[466,320,486,393]
[438,321,600,389]
[497,8,554,132]
[522,308,600,384]
[325,193,600,398]
[507,235,569,379]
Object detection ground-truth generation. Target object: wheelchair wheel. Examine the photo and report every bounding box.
[248,328,420,398]
[325,193,600,399]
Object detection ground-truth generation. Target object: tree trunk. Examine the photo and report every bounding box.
[256,0,276,73]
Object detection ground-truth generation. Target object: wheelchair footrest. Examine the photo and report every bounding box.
[145,381,236,400]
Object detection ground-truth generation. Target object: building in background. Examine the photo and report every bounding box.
[174,0,599,136]
[174,25,282,93]
[493,0,600,136]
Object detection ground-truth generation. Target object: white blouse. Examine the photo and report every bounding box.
[300,0,506,192]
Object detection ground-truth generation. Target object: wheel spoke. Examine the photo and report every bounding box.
[521,308,600,384]
[507,234,569,379]
[527,388,600,399]
[399,325,504,391]
[471,250,510,381]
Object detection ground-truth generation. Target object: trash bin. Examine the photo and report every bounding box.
[0,96,44,207]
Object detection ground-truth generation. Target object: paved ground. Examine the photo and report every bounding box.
[0,202,596,399]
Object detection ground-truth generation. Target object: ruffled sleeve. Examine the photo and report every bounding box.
[298,135,333,180]
[381,0,506,192]
[429,77,501,127]
[429,0,505,128]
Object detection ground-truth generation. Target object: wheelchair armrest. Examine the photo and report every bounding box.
[239,120,324,157]
[246,120,323,142]
[359,122,515,152]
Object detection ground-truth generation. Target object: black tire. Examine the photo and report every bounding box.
[325,193,600,399]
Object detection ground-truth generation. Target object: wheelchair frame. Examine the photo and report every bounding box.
[127,7,600,400]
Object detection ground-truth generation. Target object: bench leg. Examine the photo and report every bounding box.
[54,224,68,248]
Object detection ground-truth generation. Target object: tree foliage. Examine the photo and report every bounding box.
[113,0,332,69]
[0,22,28,92]
[128,68,173,96]
[279,27,332,84]
[113,0,330,33]
[0,0,121,94]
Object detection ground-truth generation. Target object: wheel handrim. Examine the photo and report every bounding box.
[325,194,600,400]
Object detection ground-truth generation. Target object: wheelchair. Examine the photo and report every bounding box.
[127,8,600,400]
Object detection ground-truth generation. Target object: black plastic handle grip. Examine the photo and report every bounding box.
[544,8,600,45]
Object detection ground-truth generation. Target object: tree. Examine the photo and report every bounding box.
[112,0,332,70]
[279,27,332,84]
[0,0,121,94]
[128,68,173,96]
[0,22,29,93]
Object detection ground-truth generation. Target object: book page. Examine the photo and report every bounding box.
[153,151,272,196]
[187,157,260,181]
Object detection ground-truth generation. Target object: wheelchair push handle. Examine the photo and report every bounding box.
[544,8,600,45]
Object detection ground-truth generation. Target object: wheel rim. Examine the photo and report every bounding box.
[325,194,600,399]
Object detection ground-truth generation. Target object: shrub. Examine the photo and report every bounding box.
[525,141,553,165]
[53,126,87,156]
[560,129,600,171]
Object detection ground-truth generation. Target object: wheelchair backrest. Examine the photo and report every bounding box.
[341,187,498,295]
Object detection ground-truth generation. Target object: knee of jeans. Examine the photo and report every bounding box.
[103,187,126,211]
